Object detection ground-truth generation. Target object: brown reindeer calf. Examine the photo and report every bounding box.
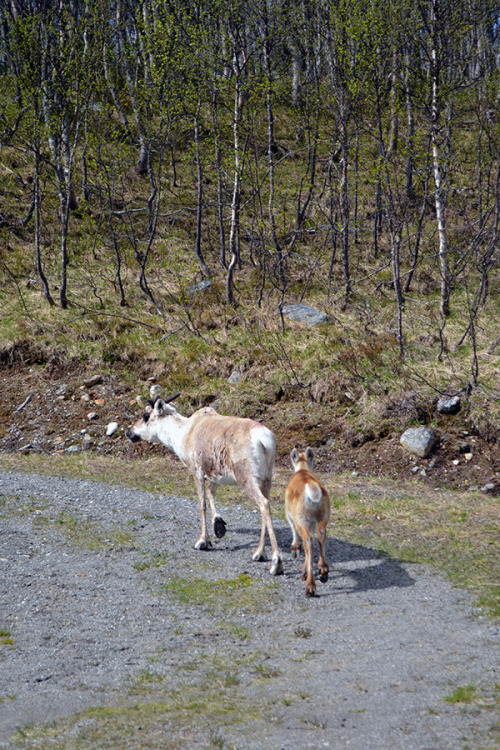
[285,447,330,597]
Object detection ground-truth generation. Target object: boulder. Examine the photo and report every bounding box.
[281,304,330,325]
[400,426,437,458]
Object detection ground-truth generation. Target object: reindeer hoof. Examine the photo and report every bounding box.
[252,550,268,563]
[195,539,213,550]
[319,570,329,583]
[213,516,227,538]
[305,586,316,597]
[291,546,300,560]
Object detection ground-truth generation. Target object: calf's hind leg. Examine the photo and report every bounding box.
[316,522,329,583]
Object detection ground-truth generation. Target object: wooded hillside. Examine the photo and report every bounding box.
[1,0,499,460]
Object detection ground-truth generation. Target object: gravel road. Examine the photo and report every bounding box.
[0,470,498,749]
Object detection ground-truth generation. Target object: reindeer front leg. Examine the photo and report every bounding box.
[193,470,212,550]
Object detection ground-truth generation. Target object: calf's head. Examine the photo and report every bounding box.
[291,446,315,472]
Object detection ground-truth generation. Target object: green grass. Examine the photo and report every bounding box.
[162,572,280,615]
[445,683,478,704]
[0,629,15,647]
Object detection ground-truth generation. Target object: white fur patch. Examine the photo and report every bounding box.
[250,425,276,481]
[304,482,322,508]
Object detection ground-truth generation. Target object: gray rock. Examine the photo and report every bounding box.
[106,422,119,437]
[437,396,461,415]
[187,279,212,296]
[149,385,162,399]
[400,426,437,458]
[281,304,330,325]
[228,371,241,384]
[83,375,103,388]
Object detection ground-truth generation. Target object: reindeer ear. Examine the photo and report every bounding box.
[291,448,299,466]
[153,398,166,415]
[305,446,314,465]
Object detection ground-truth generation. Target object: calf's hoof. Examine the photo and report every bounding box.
[213,516,227,538]
[305,585,316,598]
[270,554,284,576]
[319,569,329,583]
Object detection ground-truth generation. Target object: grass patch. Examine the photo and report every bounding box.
[0,629,15,647]
[162,572,279,615]
[1,496,134,553]
[12,653,271,749]
[132,552,170,571]
[445,683,478,704]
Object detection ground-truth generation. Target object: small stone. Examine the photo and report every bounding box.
[149,385,162,399]
[66,445,79,453]
[94,398,105,406]
[83,375,103,388]
[228,371,241,384]
[106,422,119,437]
[87,412,98,421]
[481,483,496,493]
[437,395,461,415]
[136,395,148,409]
[453,459,460,465]
[464,453,473,461]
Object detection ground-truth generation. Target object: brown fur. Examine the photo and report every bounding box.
[285,447,330,596]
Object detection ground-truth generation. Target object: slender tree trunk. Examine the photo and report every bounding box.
[404,49,415,200]
[34,148,54,305]
[194,114,211,277]
[430,0,451,317]
[226,75,242,304]
[212,86,226,268]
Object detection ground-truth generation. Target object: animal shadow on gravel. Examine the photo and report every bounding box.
[232,526,415,596]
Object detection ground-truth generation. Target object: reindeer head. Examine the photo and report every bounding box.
[126,393,180,443]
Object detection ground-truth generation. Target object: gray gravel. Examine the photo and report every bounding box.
[0,470,498,749]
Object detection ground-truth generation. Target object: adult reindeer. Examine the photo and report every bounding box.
[126,395,284,575]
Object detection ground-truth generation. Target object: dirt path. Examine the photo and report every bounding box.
[0,470,498,749]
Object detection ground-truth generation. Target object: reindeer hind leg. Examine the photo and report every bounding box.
[207,481,226,538]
